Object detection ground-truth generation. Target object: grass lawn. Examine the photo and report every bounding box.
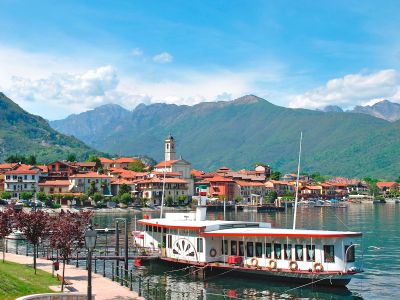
[0,260,59,300]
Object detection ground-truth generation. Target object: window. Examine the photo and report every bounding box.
[255,242,263,258]
[24,175,27,180]
[324,245,335,263]
[231,241,237,255]
[295,245,304,261]
[197,238,203,253]
[306,245,315,261]
[31,175,35,180]
[284,244,292,260]
[24,184,27,189]
[222,240,228,255]
[6,175,9,180]
[344,245,355,263]
[274,244,282,259]
[239,241,244,256]
[247,242,254,257]
[167,235,172,249]
[265,243,272,258]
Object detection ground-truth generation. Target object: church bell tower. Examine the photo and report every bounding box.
[165,134,176,161]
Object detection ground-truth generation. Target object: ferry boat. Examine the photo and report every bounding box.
[134,202,362,286]
[134,134,363,286]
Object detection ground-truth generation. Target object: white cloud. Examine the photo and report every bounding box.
[131,48,143,56]
[152,52,173,64]
[289,69,400,109]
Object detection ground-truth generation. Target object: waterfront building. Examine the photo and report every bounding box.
[4,164,44,198]
[265,180,295,196]
[69,172,112,195]
[38,180,70,194]
[234,180,266,204]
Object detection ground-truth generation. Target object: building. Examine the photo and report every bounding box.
[69,172,112,195]
[376,182,399,195]
[208,175,235,201]
[99,157,114,169]
[234,180,266,204]
[136,177,189,205]
[112,157,139,169]
[153,135,194,195]
[265,180,295,196]
[38,180,70,194]
[4,164,44,198]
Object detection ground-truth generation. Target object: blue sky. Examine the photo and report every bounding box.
[0,0,399,119]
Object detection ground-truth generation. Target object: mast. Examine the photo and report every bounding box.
[292,131,303,230]
[160,160,167,218]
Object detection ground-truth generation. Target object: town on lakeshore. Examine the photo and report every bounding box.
[0,135,397,208]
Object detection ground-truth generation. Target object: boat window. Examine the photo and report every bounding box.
[274,244,282,259]
[306,245,315,261]
[197,238,203,253]
[239,241,244,256]
[163,228,167,234]
[255,242,263,258]
[323,245,335,263]
[231,241,237,256]
[265,243,272,258]
[247,242,254,257]
[295,245,303,261]
[345,245,355,262]
[284,244,292,260]
[222,240,228,255]
[158,227,162,233]
[167,235,172,249]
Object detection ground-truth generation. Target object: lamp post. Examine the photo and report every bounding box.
[85,226,97,300]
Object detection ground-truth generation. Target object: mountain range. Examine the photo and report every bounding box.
[322,100,400,122]
[51,95,400,179]
[0,92,99,163]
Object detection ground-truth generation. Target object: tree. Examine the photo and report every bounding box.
[36,192,47,202]
[127,160,146,172]
[311,172,326,182]
[265,190,278,204]
[26,155,37,165]
[165,195,173,207]
[16,210,50,273]
[177,195,186,205]
[118,184,131,196]
[92,192,104,204]
[87,181,97,196]
[87,155,102,170]
[367,182,380,196]
[20,192,33,201]
[67,153,77,162]
[270,171,281,180]
[0,207,14,262]
[49,211,91,291]
[119,193,132,206]
[396,176,400,184]
[0,192,11,200]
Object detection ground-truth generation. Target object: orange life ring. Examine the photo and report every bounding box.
[289,261,298,271]
[268,259,277,270]
[314,262,324,272]
[209,248,217,257]
[250,258,258,267]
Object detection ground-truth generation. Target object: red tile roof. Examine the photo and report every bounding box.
[152,171,182,177]
[191,169,205,177]
[6,164,41,175]
[0,163,19,170]
[376,182,398,188]
[39,180,70,186]
[208,175,235,182]
[235,180,265,187]
[137,177,188,184]
[99,157,113,163]
[69,172,111,178]
[113,157,138,163]
[154,160,179,168]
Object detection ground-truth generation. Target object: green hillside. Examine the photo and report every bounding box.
[51,95,400,179]
[0,92,100,163]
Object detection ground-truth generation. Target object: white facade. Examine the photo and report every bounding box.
[69,173,112,195]
[4,170,41,198]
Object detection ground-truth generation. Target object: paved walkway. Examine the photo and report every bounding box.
[5,252,144,300]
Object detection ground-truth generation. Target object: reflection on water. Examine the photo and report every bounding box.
[92,203,400,299]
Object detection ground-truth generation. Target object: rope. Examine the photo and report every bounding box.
[282,275,334,293]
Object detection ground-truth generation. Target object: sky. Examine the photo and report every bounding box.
[0,0,400,120]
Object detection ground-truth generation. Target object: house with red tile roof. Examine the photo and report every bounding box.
[112,157,139,169]
[234,180,266,204]
[376,182,399,195]
[69,172,112,195]
[4,164,45,198]
[39,180,70,194]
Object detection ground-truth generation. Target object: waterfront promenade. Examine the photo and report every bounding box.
[5,253,144,300]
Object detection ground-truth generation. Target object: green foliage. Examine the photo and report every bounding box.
[118,184,131,196]
[87,155,102,169]
[79,194,89,202]
[86,181,97,196]
[234,196,242,203]
[127,160,146,172]
[165,195,173,207]
[67,153,77,162]
[311,172,326,182]
[270,171,281,180]
[91,192,104,203]
[119,193,132,205]
[396,176,400,184]
[36,192,47,202]
[364,177,378,183]
[19,192,33,201]
[367,182,380,196]
[0,93,102,163]
[265,190,278,203]
[111,195,120,203]
[349,190,359,195]
[176,195,186,204]
[0,192,11,199]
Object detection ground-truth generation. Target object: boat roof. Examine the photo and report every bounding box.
[138,218,362,238]
[200,227,362,238]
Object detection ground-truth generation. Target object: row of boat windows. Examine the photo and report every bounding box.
[222,241,355,263]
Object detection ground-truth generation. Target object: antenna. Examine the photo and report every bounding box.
[292,131,303,230]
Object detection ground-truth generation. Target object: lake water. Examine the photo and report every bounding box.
[92,203,400,300]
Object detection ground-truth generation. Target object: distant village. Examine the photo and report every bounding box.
[0,135,398,207]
